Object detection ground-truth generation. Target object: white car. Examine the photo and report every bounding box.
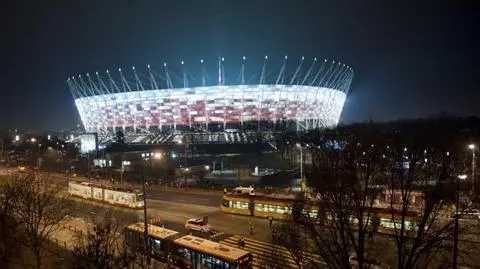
[185,218,213,232]
[453,209,480,220]
[349,254,391,269]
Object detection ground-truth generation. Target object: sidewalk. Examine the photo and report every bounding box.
[50,217,90,250]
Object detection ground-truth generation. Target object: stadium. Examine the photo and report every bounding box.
[68,56,353,145]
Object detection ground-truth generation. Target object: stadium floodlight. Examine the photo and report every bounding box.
[69,56,353,135]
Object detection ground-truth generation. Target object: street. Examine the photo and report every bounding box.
[4,169,480,268]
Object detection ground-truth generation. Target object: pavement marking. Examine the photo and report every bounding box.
[219,235,321,269]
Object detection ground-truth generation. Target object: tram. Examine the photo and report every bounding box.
[125,222,253,269]
[220,193,423,235]
[68,181,144,209]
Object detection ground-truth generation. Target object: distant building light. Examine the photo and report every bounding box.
[15,135,19,142]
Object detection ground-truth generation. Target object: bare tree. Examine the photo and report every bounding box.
[71,209,165,269]
[70,212,135,269]
[0,174,25,268]
[277,126,392,269]
[383,143,463,269]
[11,173,70,269]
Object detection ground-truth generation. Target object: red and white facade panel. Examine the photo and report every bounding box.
[75,85,346,132]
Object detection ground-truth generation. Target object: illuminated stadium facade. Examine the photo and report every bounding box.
[68,56,353,141]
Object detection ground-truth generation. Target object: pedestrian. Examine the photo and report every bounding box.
[249,222,254,235]
[224,187,227,194]
[272,228,278,244]
[240,236,245,249]
[268,215,273,228]
[167,253,173,267]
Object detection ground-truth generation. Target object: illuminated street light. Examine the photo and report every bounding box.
[30,137,36,143]
[205,165,210,170]
[468,144,476,193]
[458,174,467,180]
[153,152,163,159]
[296,143,303,182]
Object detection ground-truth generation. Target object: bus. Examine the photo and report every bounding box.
[125,222,253,269]
[220,194,424,235]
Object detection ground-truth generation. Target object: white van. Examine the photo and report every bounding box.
[232,186,254,195]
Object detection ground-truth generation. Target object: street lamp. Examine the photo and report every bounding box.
[468,144,476,193]
[453,173,467,268]
[296,143,303,181]
[30,138,40,169]
[139,154,149,261]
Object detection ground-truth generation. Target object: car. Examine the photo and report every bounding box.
[185,218,213,233]
[452,209,480,220]
[231,186,254,195]
[349,253,391,269]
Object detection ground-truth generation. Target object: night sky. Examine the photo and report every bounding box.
[1,0,478,132]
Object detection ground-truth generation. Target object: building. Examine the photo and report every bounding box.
[68,56,353,145]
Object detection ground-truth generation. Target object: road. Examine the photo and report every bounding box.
[146,188,222,207]
[4,170,480,268]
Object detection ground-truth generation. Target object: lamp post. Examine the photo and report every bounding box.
[296,143,303,181]
[30,138,40,169]
[140,153,149,263]
[178,140,188,189]
[453,174,467,269]
[468,144,476,194]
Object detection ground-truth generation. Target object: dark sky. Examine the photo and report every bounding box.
[0,0,478,131]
